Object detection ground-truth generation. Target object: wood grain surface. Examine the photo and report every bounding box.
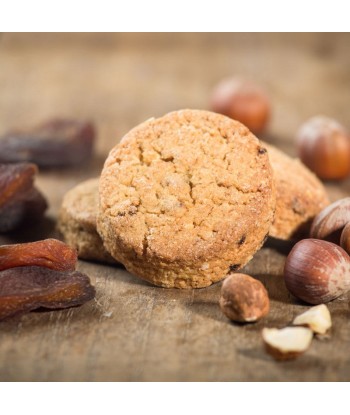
[0,33,350,381]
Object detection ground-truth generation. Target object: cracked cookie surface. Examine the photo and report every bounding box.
[58,178,116,264]
[264,143,329,240]
[98,109,276,288]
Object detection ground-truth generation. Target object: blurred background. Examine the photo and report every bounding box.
[1,33,349,148]
[0,33,349,212]
[1,33,350,381]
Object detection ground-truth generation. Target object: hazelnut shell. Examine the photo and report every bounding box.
[284,239,350,304]
[310,197,350,243]
[211,78,270,135]
[296,116,350,180]
[340,222,350,255]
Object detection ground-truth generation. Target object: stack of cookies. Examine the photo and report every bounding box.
[58,110,329,288]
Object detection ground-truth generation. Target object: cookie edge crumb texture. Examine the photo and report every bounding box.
[58,178,117,264]
[264,142,330,240]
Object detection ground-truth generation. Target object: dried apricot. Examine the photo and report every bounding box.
[0,239,77,272]
[0,266,95,320]
[0,163,47,232]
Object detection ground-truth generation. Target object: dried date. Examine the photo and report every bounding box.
[0,187,47,232]
[0,266,95,320]
[0,239,77,272]
[0,163,47,232]
[0,163,36,207]
[0,118,95,167]
[19,187,48,220]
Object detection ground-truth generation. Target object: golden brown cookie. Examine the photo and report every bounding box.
[98,109,276,288]
[263,142,330,240]
[58,178,116,264]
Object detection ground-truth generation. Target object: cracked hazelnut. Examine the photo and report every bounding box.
[296,116,350,180]
[284,239,350,304]
[220,273,269,323]
[262,327,313,360]
[293,304,331,335]
[310,198,350,243]
[210,77,270,135]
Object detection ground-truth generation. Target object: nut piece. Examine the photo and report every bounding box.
[210,77,270,135]
[220,273,270,323]
[284,239,350,304]
[340,222,350,255]
[0,239,77,272]
[262,327,313,360]
[293,304,332,334]
[296,116,350,180]
[310,198,350,243]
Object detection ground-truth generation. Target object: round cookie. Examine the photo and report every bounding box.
[263,142,330,240]
[98,109,276,288]
[58,178,116,264]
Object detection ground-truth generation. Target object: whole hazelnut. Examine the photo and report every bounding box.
[310,197,350,243]
[210,77,270,135]
[220,273,269,323]
[340,222,350,255]
[296,116,350,180]
[284,239,350,304]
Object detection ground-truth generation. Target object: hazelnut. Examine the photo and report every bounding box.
[210,77,270,135]
[220,273,269,323]
[284,239,350,304]
[340,222,350,255]
[310,197,350,243]
[262,327,313,360]
[292,304,331,335]
[296,116,350,180]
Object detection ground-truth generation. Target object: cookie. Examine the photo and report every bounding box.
[58,178,116,264]
[97,109,276,288]
[263,142,329,240]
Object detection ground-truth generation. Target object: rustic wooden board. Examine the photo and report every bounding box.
[0,33,350,381]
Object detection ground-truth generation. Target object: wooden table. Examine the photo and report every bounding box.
[0,33,350,381]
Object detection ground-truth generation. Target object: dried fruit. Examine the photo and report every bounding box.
[340,222,350,255]
[284,239,350,304]
[262,327,313,360]
[293,304,331,335]
[210,77,270,135]
[0,118,95,167]
[0,239,77,272]
[310,198,350,243]
[0,266,95,320]
[0,163,36,206]
[0,189,47,233]
[220,273,269,323]
[18,187,48,219]
[0,163,47,232]
[296,116,350,180]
